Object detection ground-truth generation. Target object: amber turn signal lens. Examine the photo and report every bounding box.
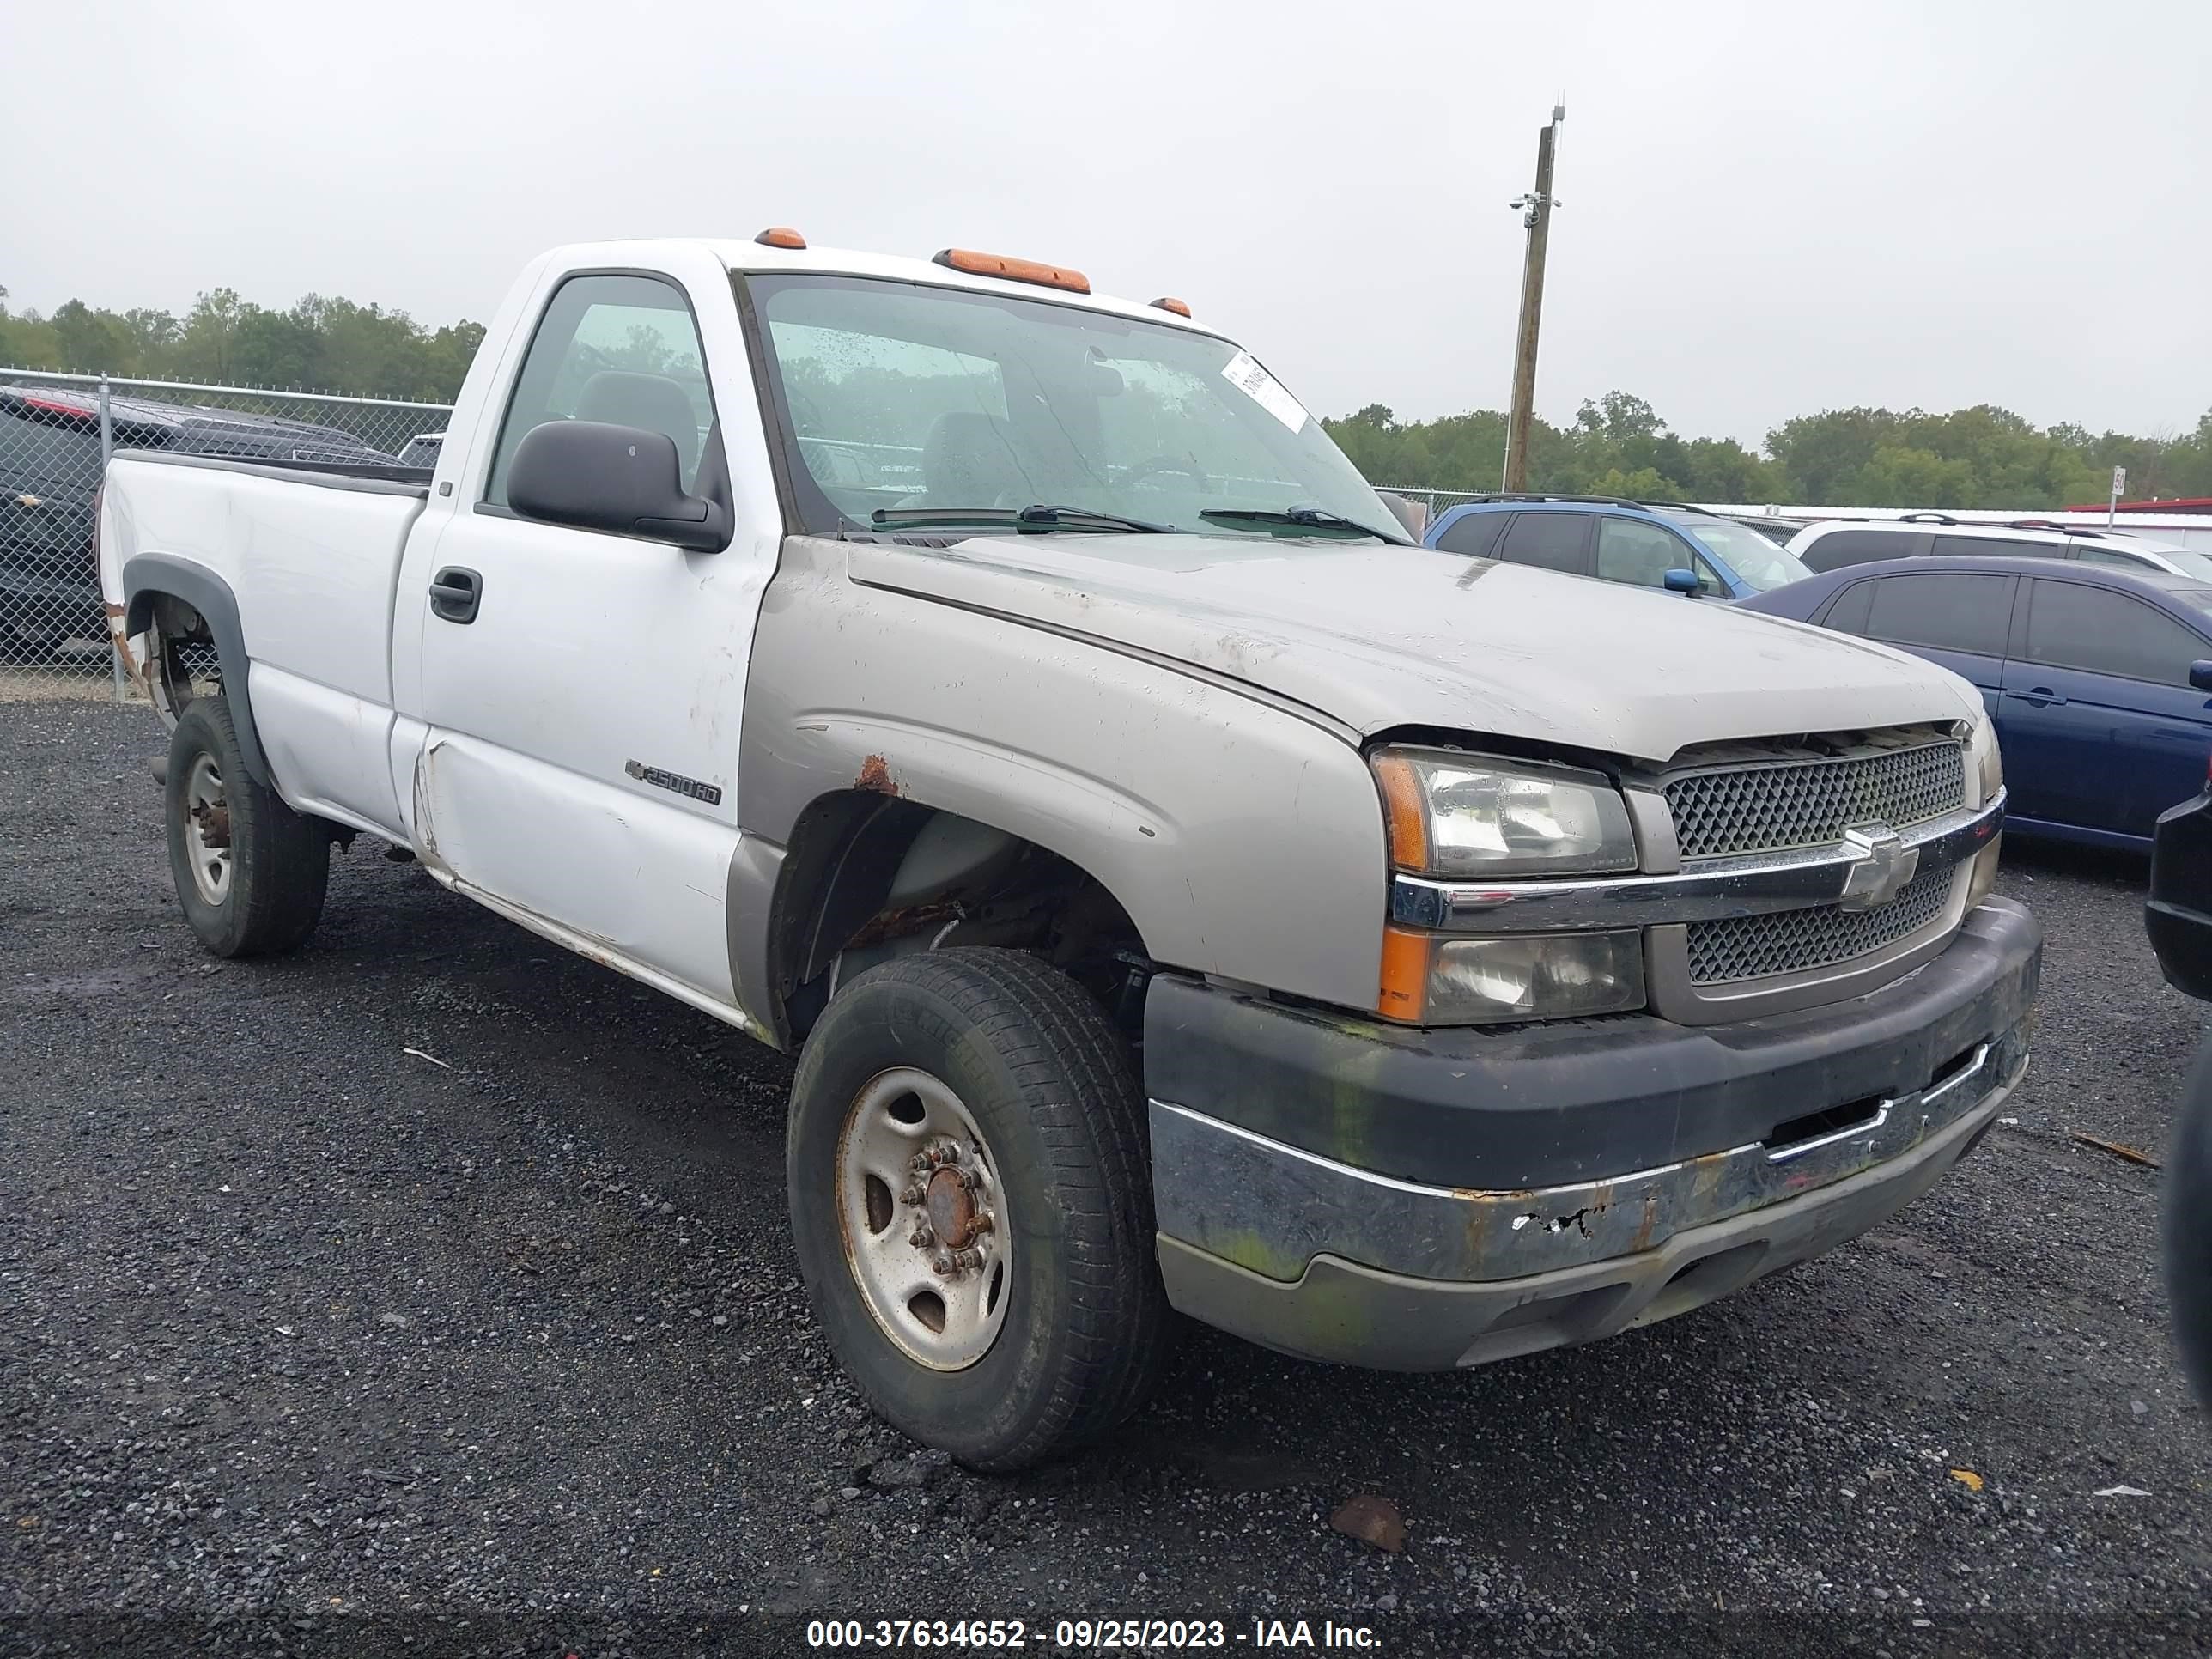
[933,248,1091,295]
[1151,296,1192,318]
[1377,926,1432,1023]
[755,227,807,249]
[1369,752,1430,873]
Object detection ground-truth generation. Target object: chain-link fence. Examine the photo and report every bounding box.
[1372,486,1500,537]
[0,368,451,695]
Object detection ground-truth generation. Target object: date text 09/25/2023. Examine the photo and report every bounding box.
[805,1618,1382,1650]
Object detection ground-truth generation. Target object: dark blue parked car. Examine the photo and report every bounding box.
[1739,556,2212,850]
[1424,495,1813,599]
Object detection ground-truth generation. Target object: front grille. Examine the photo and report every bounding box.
[1684,864,1955,984]
[1666,740,1966,861]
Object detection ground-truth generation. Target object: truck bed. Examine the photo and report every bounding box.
[99,446,434,839]
[113,446,435,494]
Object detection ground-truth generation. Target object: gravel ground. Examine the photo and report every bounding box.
[3,697,2208,1658]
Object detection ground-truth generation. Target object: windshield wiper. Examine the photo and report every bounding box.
[871,504,1169,536]
[1199,507,1409,544]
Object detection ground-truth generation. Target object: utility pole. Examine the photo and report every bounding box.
[1501,102,1565,492]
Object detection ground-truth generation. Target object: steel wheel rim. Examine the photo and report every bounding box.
[835,1066,1012,1371]
[184,752,232,906]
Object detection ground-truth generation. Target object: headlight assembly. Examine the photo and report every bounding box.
[1966,711,2003,806]
[1370,747,1645,1024]
[1380,926,1645,1024]
[1370,749,1638,878]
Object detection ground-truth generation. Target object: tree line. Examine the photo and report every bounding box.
[1326,391,2212,510]
[0,286,484,404]
[5,282,2207,507]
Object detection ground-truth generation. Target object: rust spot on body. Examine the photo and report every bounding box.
[1630,1192,1662,1252]
[855,753,900,796]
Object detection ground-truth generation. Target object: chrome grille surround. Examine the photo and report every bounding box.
[1684,862,1955,983]
[1664,733,1966,861]
[1641,724,1983,1022]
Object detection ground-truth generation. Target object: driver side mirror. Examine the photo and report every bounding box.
[2190,660,2212,692]
[1663,568,1702,596]
[508,420,726,553]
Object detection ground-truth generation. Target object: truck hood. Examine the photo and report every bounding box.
[847,533,1978,763]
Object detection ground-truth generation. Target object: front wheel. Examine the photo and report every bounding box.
[787,948,1169,1472]
[166,697,331,957]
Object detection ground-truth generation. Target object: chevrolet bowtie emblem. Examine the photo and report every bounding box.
[1838,823,1918,910]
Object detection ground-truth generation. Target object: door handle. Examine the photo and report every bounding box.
[2005,686,2066,708]
[428,566,482,624]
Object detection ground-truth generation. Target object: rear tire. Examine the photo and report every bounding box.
[165,697,330,957]
[787,948,1169,1472]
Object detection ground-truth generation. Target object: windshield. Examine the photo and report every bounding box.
[1663,512,1813,591]
[745,273,1405,542]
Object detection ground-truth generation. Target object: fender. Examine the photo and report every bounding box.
[121,552,272,787]
[737,539,1393,1016]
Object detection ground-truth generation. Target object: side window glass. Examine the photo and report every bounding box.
[2021,580,2207,684]
[1863,574,2010,654]
[485,274,714,509]
[2077,546,2156,570]
[1496,512,1589,575]
[1434,511,1509,558]
[1800,529,1911,570]
[1595,517,1696,587]
[1932,534,2062,560]
[1820,580,1876,635]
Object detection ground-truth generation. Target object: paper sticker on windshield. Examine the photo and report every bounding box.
[1221,352,1309,434]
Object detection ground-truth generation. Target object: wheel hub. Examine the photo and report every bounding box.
[924,1164,979,1249]
[182,752,234,905]
[836,1069,1012,1370]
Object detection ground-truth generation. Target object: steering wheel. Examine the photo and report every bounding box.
[1123,455,1212,493]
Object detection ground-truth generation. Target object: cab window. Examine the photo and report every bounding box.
[485,273,714,509]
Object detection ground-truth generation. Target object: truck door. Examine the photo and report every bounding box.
[393,264,770,1010]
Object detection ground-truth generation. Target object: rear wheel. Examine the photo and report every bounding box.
[787,948,1168,1472]
[166,697,330,957]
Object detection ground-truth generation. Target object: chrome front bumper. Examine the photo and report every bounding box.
[1144,897,2040,1371]
[1152,1024,2024,1291]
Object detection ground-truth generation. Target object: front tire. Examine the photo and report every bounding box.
[787,948,1168,1472]
[165,697,330,957]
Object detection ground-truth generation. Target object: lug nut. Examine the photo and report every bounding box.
[930,1257,954,1276]
[909,1153,930,1174]
[900,1184,925,1206]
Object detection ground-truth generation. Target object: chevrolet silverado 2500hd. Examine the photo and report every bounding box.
[98,232,2040,1470]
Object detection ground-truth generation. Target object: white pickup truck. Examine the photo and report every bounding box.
[99,231,2040,1470]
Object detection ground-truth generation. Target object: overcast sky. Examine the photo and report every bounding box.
[7,0,2207,445]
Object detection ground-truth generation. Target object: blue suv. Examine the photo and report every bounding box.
[1423,495,1812,599]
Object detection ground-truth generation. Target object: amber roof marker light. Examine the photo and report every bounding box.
[932,248,1091,295]
[1151,297,1193,318]
[755,227,808,249]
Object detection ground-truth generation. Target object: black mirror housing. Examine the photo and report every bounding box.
[2190,659,2212,693]
[507,420,727,552]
